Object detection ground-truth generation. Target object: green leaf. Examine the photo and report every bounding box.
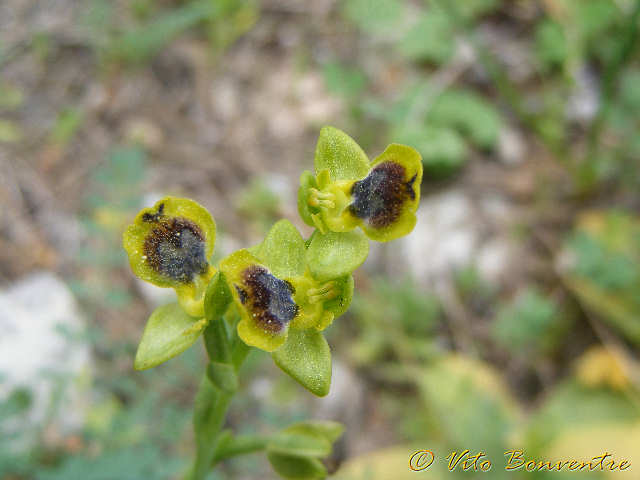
[272,329,332,397]
[322,62,367,99]
[257,219,306,278]
[204,271,232,322]
[399,11,455,64]
[314,126,370,181]
[306,231,369,282]
[268,432,331,458]
[267,452,327,480]
[535,20,567,69]
[342,0,403,34]
[428,90,502,150]
[134,303,205,370]
[206,362,238,393]
[392,124,467,177]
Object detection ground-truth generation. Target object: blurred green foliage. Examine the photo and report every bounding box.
[491,288,569,357]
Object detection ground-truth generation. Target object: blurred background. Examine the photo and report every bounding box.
[1,0,640,478]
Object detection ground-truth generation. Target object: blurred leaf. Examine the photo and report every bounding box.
[491,287,567,356]
[562,211,640,345]
[334,445,445,480]
[418,355,520,458]
[523,381,640,455]
[535,20,568,68]
[545,423,640,480]
[428,89,502,150]
[322,62,367,99]
[343,0,403,34]
[392,124,467,177]
[105,0,216,64]
[272,329,332,397]
[399,11,455,64]
[36,446,184,480]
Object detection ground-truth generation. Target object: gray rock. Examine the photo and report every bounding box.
[0,272,92,451]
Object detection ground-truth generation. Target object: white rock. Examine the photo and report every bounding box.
[399,189,514,284]
[0,272,92,450]
[498,126,526,166]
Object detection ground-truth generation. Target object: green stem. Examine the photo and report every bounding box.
[187,317,250,480]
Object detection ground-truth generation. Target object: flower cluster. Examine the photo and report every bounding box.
[123,126,421,394]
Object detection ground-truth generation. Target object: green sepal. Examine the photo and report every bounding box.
[256,219,306,278]
[285,421,344,445]
[267,452,327,480]
[314,126,370,181]
[134,302,206,370]
[204,271,232,322]
[206,361,239,393]
[272,328,331,397]
[306,231,369,281]
[323,274,354,319]
[268,431,331,458]
[298,170,318,227]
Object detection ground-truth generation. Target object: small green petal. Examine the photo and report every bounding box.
[272,328,332,397]
[306,231,369,281]
[298,170,318,227]
[314,126,370,181]
[134,302,205,370]
[322,274,354,320]
[256,219,306,278]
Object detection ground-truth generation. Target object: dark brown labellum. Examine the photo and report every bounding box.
[143,216,209,283]
[237,265,298,334]
[349,162,416,228]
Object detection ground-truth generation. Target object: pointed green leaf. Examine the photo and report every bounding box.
[134,303,205,370]
[314,126,370,181]
[206,361,239,393]
[272,329,332,397]
[306,231,369,281]
[267,452,327,480]
[257,219,306,278]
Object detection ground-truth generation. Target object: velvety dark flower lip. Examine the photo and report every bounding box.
[143,216,209,283]
[236,265,298,334]
[123,196,217,317]
[348,161,417,228]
